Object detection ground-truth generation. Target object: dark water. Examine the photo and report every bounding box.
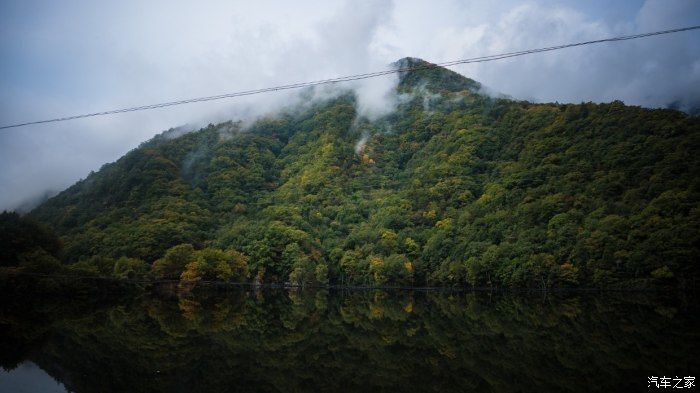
[0,287,697,392]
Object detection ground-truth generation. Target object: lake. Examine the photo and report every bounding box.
[0,287,697,392]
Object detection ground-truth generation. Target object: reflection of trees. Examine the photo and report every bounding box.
[144,291,250,335]
[1,289,698,392]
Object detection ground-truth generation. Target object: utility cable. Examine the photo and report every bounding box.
[1,25,698,130]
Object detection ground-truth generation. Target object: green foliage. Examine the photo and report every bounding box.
[180,248,249,282]
[16,249,62,274]
[315,264,329,285]
[113,257,149,279]
[21,63,700,288]
[369,254,414,286]
[0,211,62,266]
[68,256,116,277]
[152,243,195,280]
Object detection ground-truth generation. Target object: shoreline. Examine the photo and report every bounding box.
[1,271,695,293]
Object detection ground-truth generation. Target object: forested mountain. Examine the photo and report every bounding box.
[8,58,699,289]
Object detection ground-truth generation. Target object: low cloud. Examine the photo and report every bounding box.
[393,0,700,111]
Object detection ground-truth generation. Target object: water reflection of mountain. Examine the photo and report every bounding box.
[1,289,698,392]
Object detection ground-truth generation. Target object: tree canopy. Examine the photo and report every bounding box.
[8,61,698,289]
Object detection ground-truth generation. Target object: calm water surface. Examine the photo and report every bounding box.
[0,288,697,392]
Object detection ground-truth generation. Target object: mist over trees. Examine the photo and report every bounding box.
[3,59,699,289]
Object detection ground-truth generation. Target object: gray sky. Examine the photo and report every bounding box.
[1,0,699,211]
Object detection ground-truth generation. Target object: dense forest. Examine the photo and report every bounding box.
[2,58,699,289]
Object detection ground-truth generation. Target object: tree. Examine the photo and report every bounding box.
[152,244,195,280]
[340,249,367,285]
[0,211,62,267]
[113,257,149,279]
[180,248,249,282]
[315,264,329,286]
[17,249,62,273]
[369,254,413,286]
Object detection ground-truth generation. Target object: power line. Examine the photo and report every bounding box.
[1,25,699,130]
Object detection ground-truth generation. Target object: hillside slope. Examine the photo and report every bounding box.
[28,59,700,288]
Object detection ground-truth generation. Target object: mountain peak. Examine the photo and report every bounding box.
[392,57,481,93]
[393,57,433,68]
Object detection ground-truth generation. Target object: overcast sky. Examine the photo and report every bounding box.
[1,0,699,211]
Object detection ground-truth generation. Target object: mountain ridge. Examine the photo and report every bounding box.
[13,60,700,289]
